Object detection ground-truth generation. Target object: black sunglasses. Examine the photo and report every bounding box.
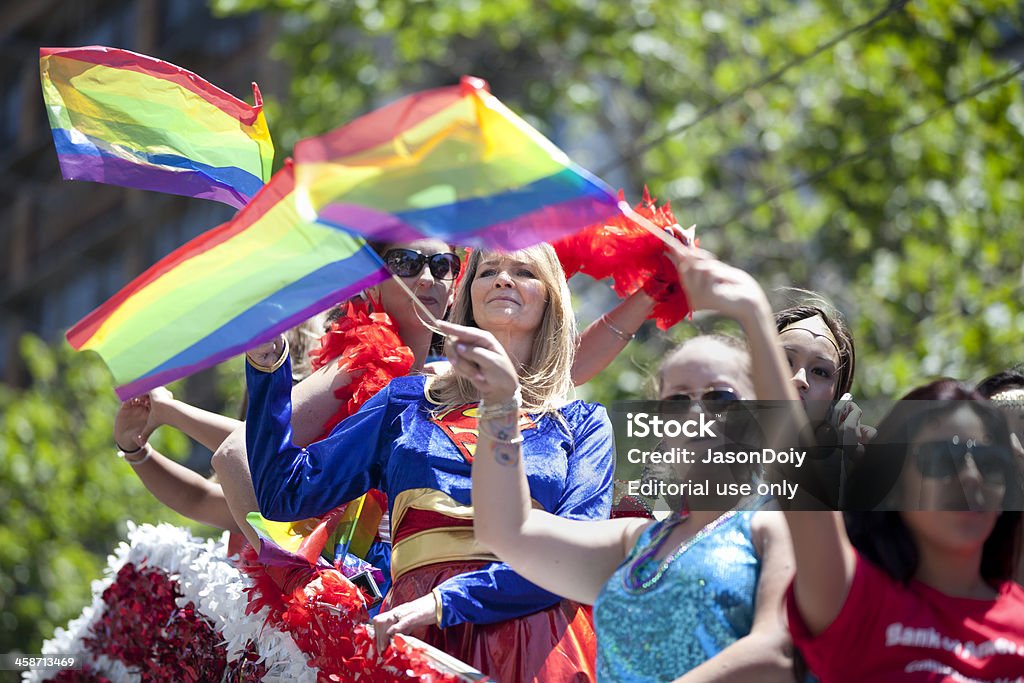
[912,439,1014,483]
[663,388,740,414]
[383,249,461,281]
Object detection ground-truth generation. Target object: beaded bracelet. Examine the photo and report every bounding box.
[601,314,635,342]
[478,387,523,419]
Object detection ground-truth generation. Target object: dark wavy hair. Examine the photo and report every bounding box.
[977,367,1024,398]
[844,379,1022,585]
[775,304,855,399]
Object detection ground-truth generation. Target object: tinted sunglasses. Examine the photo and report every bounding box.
[383,249,461,280]
[912,439,1014,483]
[663,388,740,414]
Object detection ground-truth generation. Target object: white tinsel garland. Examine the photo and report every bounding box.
[27,522,315,683]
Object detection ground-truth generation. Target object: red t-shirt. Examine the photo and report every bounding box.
[787,553,1024,682]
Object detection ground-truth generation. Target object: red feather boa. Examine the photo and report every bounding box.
[552,188,694,330]
[308,299,415,438]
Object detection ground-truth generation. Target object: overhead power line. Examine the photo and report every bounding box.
[597,0,909,176]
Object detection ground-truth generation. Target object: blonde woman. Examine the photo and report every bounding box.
[244,244,614,682]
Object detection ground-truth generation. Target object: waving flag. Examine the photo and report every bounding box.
[66,161,389,399]
[40,46,273,209]
[295,75,619,250]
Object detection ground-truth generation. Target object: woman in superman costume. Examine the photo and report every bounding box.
[244,244,614,682]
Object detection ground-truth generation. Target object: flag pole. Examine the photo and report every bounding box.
[617,200,696,251]
[389,273,444,333]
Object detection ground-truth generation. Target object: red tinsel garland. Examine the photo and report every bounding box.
[237,547,466,682]
[552,188,694,330]
[46,555,463,683]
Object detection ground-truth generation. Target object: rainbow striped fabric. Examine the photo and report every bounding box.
[66,161,389,400]
[327,490,386,560]
[40,46,273,209]
[245,490,385,567]
[295,76,619,250]
[245,510,344,566]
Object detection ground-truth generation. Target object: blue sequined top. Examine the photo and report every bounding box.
[593,511,760,682]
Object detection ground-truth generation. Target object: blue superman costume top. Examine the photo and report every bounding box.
[245,356,614,632]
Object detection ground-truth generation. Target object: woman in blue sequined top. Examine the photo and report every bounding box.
[456,244,800,682]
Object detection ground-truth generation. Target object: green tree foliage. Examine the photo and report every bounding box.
[213,0,1024,399]
[0,336,211,654]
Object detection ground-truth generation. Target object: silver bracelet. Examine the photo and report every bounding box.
[478,387,523,419]
[601,314,635,342]
[119,443,152,466]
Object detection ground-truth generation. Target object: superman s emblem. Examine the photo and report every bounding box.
[430,404,537,463]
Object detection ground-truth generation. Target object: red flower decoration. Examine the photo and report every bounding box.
[64,563,265,683]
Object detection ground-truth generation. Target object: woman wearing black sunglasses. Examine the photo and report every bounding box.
[212,237,462,540]
[463,243,800,682]
[786,380,1024,682]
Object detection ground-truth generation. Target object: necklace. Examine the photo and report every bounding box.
[622,510,739,594]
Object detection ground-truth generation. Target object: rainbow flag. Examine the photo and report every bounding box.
[66,161,389,399]
[327,490,386,560]
[246,508,347,567]
[40,46,273,209]
[294,76,619,250]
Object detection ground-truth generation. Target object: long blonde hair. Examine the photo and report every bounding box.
[426,244,577,414]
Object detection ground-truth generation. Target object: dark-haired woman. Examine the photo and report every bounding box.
[774,304,872,508]
[785,379,1024,681]
[977,367,1024,587]
[977,367,1024,459]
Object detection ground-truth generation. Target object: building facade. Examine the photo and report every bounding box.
[0,0,281,392]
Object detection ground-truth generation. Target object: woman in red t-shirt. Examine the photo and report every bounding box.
[784,379,1024,682]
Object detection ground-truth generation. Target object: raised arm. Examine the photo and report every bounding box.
[782,511,856,637]
[437,319,647,604]
[571,290,655,386]
[666,248,852,634]
[114,397,240,533]
[211,358,358,547]
[242,337,389,521]
[141,387,242,452]
[671,510,796,683]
